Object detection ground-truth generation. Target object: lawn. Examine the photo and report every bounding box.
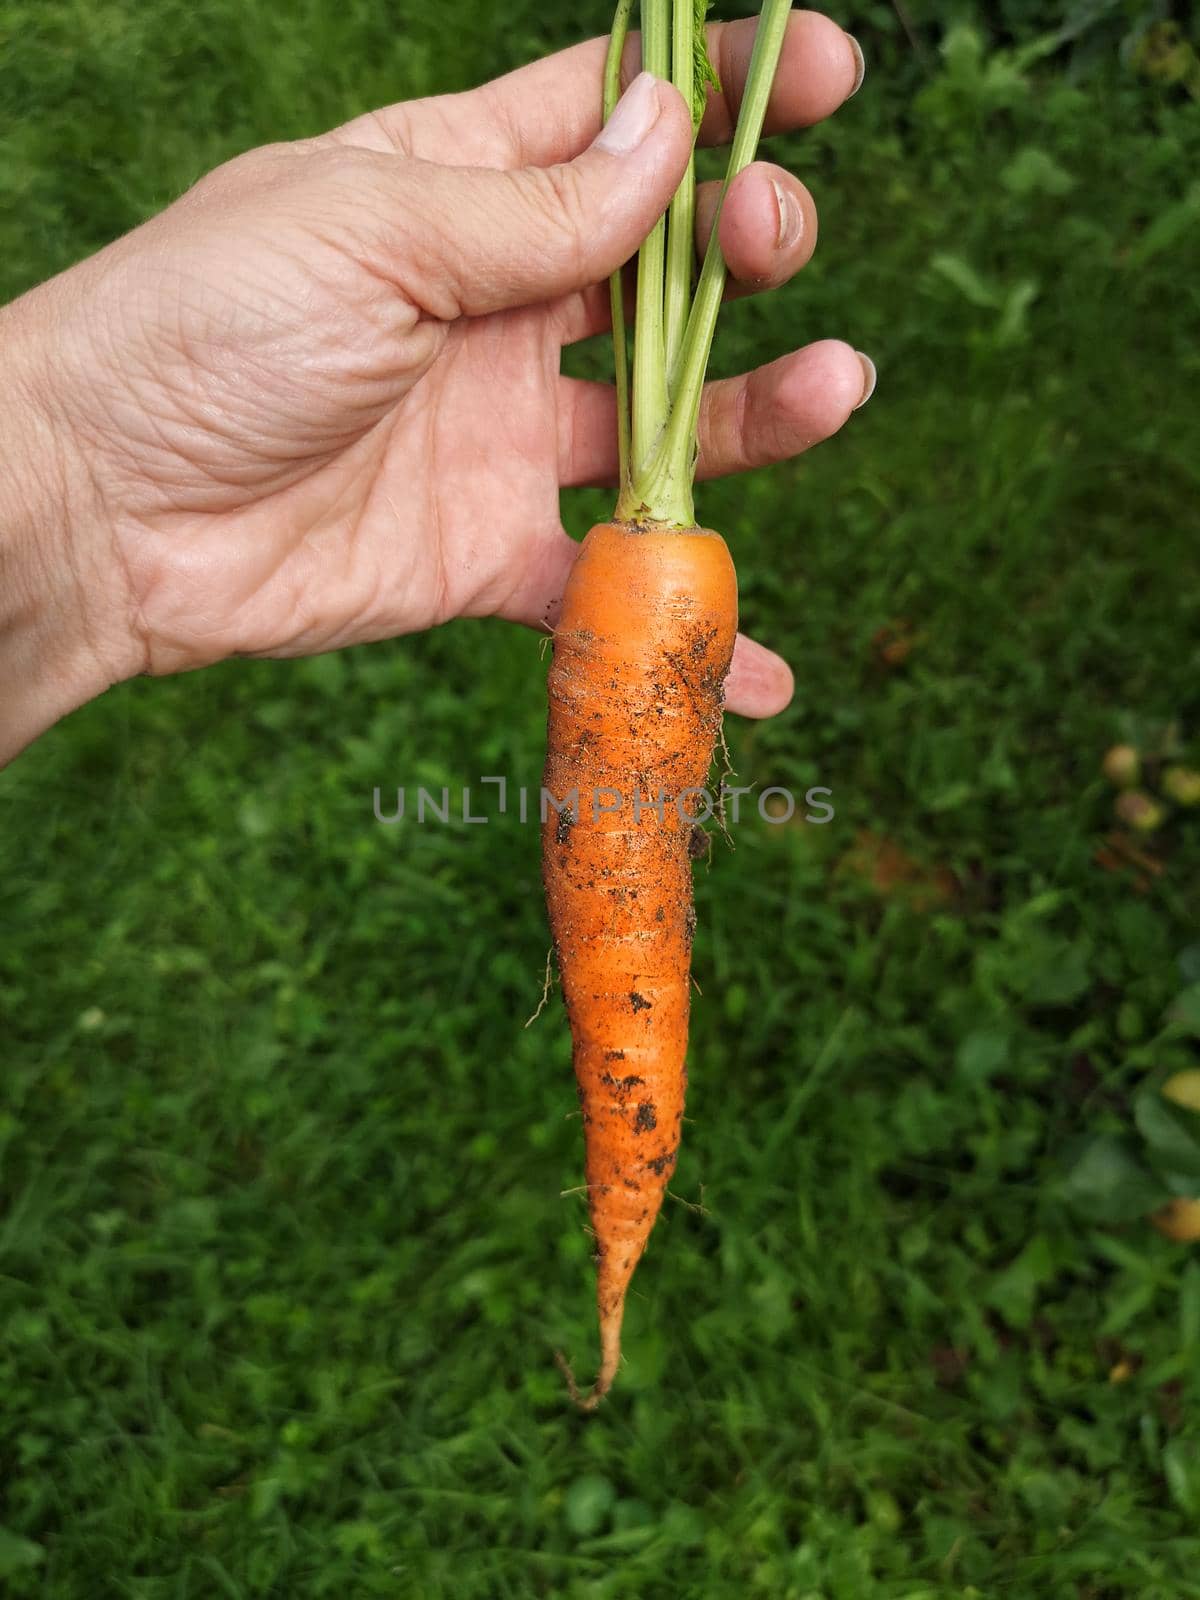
[2,2,1200,1596]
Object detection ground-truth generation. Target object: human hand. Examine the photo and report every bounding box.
[0,11,871,761]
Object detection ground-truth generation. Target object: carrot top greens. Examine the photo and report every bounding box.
[606,0,792,528]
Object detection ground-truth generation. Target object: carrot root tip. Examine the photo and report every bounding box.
[553,1348,611,1413]
[554,1313,623,1412]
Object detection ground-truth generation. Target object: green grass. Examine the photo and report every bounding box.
[3,2,1200,1595]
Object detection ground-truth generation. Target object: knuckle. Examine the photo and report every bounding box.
[526,163,590,279]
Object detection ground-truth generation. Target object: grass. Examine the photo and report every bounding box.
[2,2,1200,1595]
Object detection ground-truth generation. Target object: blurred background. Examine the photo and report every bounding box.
[2,1,1199,1594]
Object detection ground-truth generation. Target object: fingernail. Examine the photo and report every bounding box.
[845,34,866,97]
[771,179,804,252]
[853,351,877,410]
[594,71,663,155]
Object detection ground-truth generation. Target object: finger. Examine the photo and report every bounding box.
[722,634,795,719]
[557,340,875,489]
[553,162,817,344]
[496,528,792,720]
[698,10,863,147]
[700,162,817,291]
[329,12,862,168]
[363,74,693,319]
[695,341,875,477]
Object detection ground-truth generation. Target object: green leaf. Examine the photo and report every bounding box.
[956,1028,1010,1084]
[662,1502,706,1549]
[296,651,349,696]
[1134,1089,1200,1179]
[613,1498,655,1534]
[929,252,1000,309]
[986,1233,1056,1328]
[1058,1135,1166,1222]
[940,22,985,77]
[691,0,721,126]
[1100,1275,1159,1338]
[996,278,1039,346]
[1126,182,1200,269]
[1029,937,1091,1006]
[1017,1468,1071,1519]
[1000,147,1075,198]
[1163,1438,1200,1516]
[1181,1261,1200,1354]
[565,1473,616,1537]
[1169,984,1200,1036]
[0,1529,44,1578]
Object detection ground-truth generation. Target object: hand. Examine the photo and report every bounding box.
[0,11,871,762]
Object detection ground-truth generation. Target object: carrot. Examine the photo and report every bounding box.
[542,0,791,1408]
[544,522,736,1403]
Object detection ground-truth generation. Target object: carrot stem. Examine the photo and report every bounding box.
[630,0,671,477]
[617,0,792,528]
[663,0,697,388]
[603,0,634,494]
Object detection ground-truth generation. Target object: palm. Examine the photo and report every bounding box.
[356,305,571,633]
[101,170,584,672]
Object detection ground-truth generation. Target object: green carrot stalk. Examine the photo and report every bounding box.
[607,0,792,528]
[629,0,671,476]
[603,0,634,492]
[662,0,697,385]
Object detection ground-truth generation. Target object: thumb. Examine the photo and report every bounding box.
[392,73,694,319]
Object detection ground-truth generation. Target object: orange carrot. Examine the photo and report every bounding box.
[542,1,790,1407]
[543,522,736,1406]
